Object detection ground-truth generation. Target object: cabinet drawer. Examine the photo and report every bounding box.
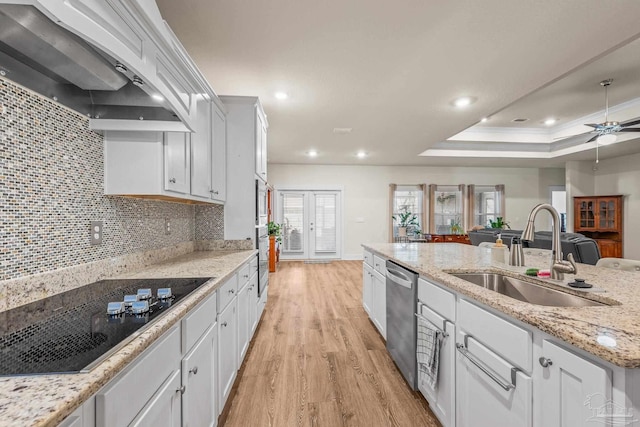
[96,325,180,427]
[373,255,386,275]
[458,299,532,372]
[182,291,217,353]
[363,250,373,266]
[238,263,251,289]
[217,274,238,314]
[418,278,456,322]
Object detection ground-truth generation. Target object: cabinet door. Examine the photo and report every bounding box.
[362,264,373,316]
[597,197,619,231]
[237,281,251,365]
[191,99,212,199]
[129,370,182,427]
[182,325,217,427]
[211,103,226,202]
[255,110,267,181]
[164,132,191,194]
[249,273,259,336]
[574,198,596,231]
[218,298,238,412]
[597,239,621,258]
[372,270,386,339]
[540,340,611,427]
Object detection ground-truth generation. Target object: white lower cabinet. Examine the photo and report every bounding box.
[218,298,238,412]
[371,269,386,339]
[249,272,259,335]
[129,370,182,427]
[456,332,532,427]
[539,340,612,427]
[182,324,218,427]
[362,263,373,315]
[237,279,251,365]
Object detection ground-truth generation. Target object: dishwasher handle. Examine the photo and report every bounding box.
[385,268,413,289]
[456,335,519,392]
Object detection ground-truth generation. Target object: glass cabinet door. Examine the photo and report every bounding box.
[578,200,595,229]
[598,198,617,230]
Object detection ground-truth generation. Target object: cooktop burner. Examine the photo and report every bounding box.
[0,277,212,376]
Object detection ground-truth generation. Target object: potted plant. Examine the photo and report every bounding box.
[393,211,419,237]
[267,221,282,243]
[450,217,463,235]
[488,217,510,230]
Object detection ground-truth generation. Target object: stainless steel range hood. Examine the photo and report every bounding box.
[0,4,182,126]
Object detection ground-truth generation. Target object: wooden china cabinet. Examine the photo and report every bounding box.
[573,195,623,258]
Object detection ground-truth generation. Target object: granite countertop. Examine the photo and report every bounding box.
[0,249,256,427]
[363,242,640,369]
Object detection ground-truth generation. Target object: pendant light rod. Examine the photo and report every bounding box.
[600,79,613,123]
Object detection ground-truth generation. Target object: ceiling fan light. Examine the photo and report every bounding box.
[597,134,617,145]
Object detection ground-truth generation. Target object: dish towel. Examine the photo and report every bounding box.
[417,318,444,389]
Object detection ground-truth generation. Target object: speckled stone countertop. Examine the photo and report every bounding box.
[0,249,256,427]
[363,243,640,369]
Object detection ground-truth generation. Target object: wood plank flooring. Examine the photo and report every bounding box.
[222,261,441,427]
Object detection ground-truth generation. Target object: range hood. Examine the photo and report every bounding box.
[0,4,184,129]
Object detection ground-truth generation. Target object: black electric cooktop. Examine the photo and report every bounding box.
[0,277,212,376]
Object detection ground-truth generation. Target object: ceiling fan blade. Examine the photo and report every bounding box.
[620,128,640,132]
[553,131,592,141]
[586,134,599,143]
[584,123,600,128]
[620,117,640,128]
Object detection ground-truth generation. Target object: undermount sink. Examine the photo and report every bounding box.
[449,273,606,307]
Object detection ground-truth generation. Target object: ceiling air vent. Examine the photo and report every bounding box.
[511,118,529,123]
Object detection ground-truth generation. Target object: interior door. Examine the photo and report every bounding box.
[279,190,341,259]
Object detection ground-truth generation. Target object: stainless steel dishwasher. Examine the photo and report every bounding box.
[385,260,418,390]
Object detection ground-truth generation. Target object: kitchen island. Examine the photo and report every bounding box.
[0,248,256,427]
[363,242,640,427]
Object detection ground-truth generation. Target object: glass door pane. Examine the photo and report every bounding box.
[311,193,337,256]
[281,193,306,254]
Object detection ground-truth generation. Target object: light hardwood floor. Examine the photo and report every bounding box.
[222,261,441,427]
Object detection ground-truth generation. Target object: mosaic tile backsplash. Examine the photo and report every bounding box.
[0,78,223,282]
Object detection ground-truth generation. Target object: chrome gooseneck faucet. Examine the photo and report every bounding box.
[521,203,577,280]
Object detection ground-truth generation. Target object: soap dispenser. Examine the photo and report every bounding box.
[491,233,508,263]
[509,236,525,266]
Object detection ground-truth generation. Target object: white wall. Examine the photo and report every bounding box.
[268,164,565,259]
[593,152,640,260]
[565,160,596,232]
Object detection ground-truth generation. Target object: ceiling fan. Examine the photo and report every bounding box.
[579,79,640,145]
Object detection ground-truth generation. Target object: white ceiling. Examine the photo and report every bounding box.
[156,0,640,167]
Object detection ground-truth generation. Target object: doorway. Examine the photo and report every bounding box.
[277,190,342,260]
[549,185,567,232]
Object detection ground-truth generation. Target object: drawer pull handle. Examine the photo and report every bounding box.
[169,178,176,184]
[415,309,448,337]
[539,357,553,368]
[189,366,198,375]
[222,321,228,327]
[244,274,249,278]
[177,385,186,394]
[456,335,518,391]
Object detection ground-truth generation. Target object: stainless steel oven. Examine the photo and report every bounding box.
[257,225,269,296]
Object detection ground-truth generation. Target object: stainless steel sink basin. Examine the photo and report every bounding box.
[450,273,605,307]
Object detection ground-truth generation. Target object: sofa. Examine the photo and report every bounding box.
[468,229,601,265]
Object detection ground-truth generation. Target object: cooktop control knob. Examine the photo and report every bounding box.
[107,301,125,316]
[157,288,172,300]
[123,294,139,307]
[137,288,152,300]
[131,300,150,315]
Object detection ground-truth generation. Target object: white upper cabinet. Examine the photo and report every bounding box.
[255,109,268,182]
[164,132,191,194]
[211,102,227,203]
[190,98,213,199]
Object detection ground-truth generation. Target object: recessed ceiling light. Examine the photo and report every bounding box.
[356,151,367,159]
[480,117,489,123]
[151,94,164,102]
[307,150,318,157]
[544,118,557,126]
[452,96,475,108]
[275,92,288,100]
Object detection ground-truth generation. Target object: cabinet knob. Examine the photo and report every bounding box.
[169,178,176,184]
[229,289,235,294]
[248,286,253,290]
[177,385,186,394]
[244,274,249,278]
[222,321,228,327]
[539,357,553,368]
[189,366,198,375]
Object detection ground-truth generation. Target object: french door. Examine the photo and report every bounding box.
[279,190,342,260]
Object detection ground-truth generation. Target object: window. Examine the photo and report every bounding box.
[389,184,426,241]
[468,185,505,228]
